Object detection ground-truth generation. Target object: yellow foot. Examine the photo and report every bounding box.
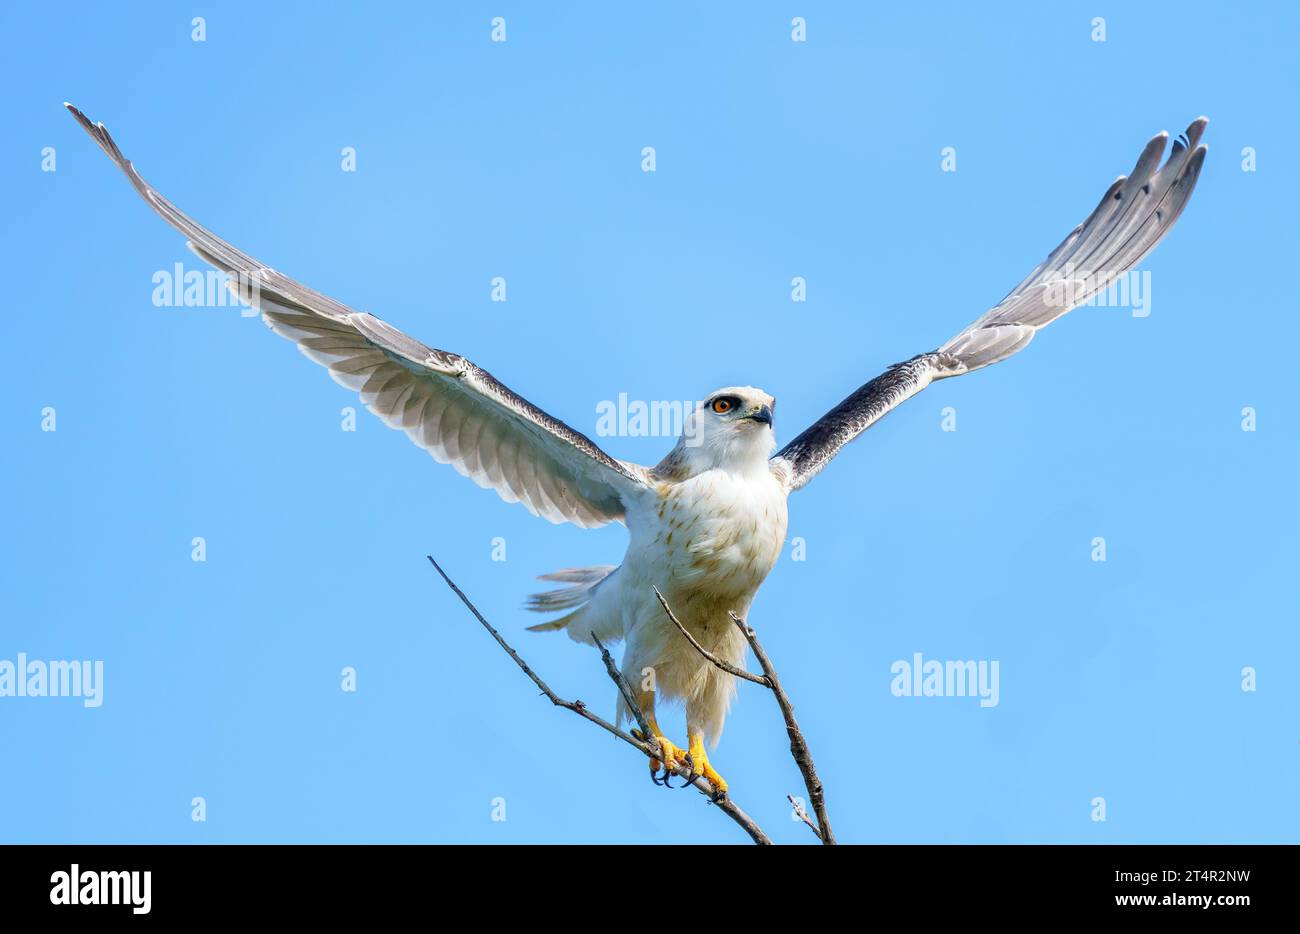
[632,728,689,787]
[686,733,729,802]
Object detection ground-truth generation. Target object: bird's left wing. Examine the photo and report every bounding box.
[772,118,1208,492]
[66,104,651,528]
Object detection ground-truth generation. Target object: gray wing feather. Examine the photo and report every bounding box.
[943,117,1207,369]
[774,119,1208,492]
[67,103,649,528]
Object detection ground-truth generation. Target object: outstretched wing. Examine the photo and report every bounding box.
[67,103,650,528]
[773,118,1208,492]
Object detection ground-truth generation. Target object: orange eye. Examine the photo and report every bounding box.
[711,398,734,414]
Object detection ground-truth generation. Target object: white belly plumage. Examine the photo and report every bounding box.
[582,467,790,744]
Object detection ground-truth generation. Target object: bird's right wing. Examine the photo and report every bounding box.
[67,103,651,528]
[773,118,1208,492]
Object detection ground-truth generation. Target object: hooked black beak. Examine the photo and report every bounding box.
[747,405,773,427]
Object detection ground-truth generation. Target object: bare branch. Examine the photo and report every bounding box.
[730,611,836,845]
[654,587,769,686]
[787,794,823,842]
[590,634,651,739]
[426,556,773,846]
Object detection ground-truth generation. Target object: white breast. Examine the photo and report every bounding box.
[626,468,789,606]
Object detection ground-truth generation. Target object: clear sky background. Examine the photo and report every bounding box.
[2,1,1296,844]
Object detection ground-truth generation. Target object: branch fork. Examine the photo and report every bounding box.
[653,588,835,844]
[428,556,835,845]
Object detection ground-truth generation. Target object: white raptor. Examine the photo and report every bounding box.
[66,104,1207,797]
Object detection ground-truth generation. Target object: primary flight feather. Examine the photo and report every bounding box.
[66,104,1207,797]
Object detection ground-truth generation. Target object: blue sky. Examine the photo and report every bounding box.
[2,1,1296,844]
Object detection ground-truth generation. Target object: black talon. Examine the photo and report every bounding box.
[679,754,700,789]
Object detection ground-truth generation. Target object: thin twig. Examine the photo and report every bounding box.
[731,611,836,845]
[426,556,773,846]
[590,634,651,740]
[787,794,822,842]
[654,587,769,686]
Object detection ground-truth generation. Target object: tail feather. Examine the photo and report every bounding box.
[524,612,578,633]
[524,565,617,632]
[535,566,618,585]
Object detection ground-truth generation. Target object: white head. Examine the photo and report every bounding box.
[659,386,776,479]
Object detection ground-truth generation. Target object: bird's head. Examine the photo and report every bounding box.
[665,386,776,477]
